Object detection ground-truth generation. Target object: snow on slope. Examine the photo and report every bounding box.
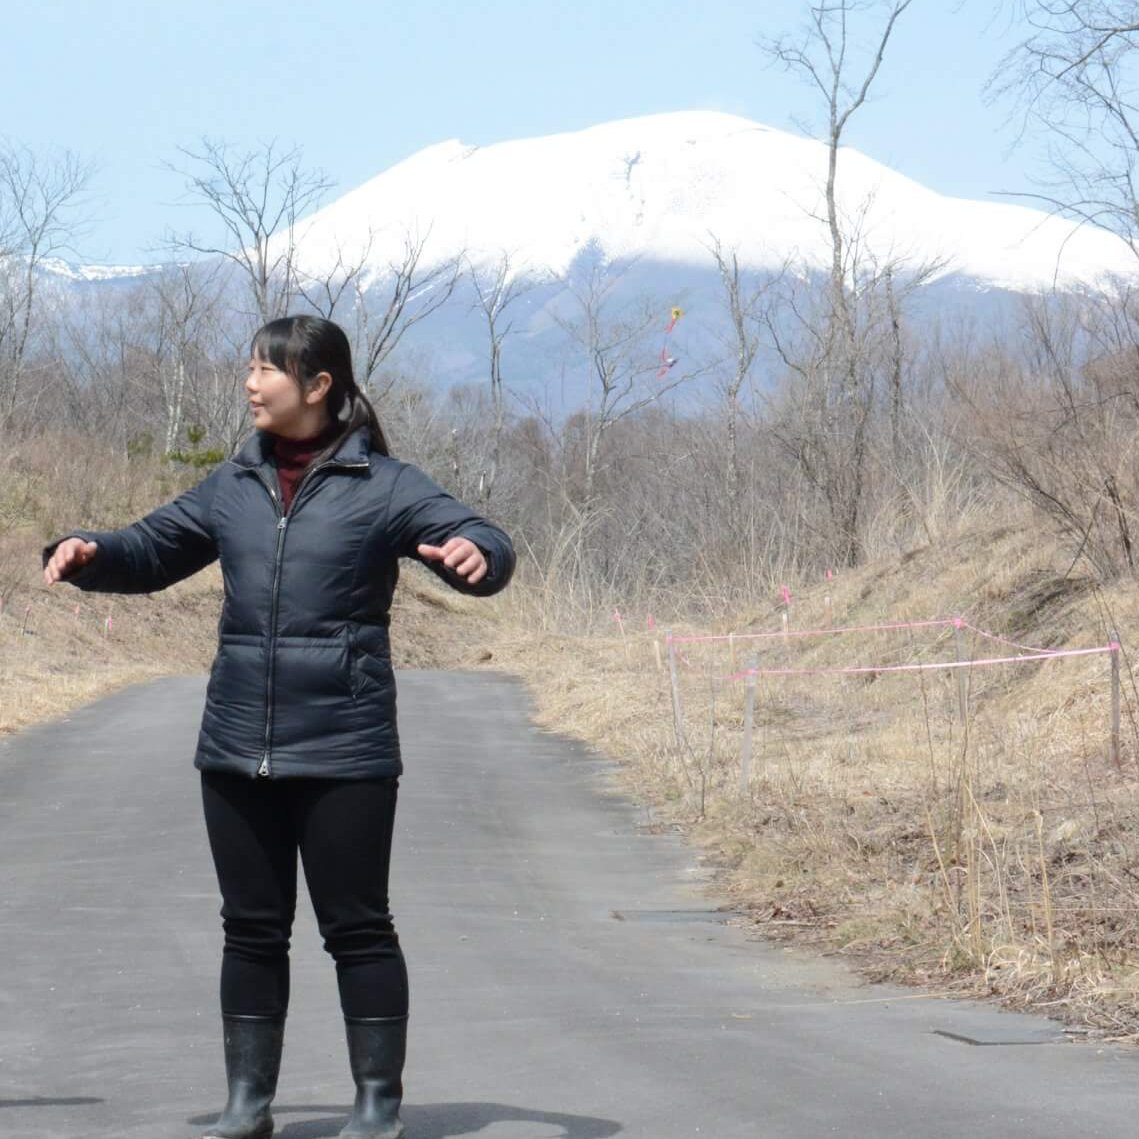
[289,111,1138,293]
[39,257,155,282]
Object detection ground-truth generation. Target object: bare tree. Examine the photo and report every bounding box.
[298,227,463,394]
[467,251,543,506]
[0,143,93,426]
[983,1,1139,574]
[552,253,694,512]
[166,138,331,323]
[52,282,155,449]
[992,2,1139,253]
[761,0,917,564]
[708,238,781,533]
[139,263,232,453]
[764,0,915,342]
[956,287,1139,577]
[47,264,245,459]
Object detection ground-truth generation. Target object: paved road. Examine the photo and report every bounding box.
[0,671,1136,1139]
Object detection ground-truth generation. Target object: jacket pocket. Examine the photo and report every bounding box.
[273,635,353,703]
[207,633,263,700]
[349,627,393,701]
[203,634,265,747]
[349,628,363,700]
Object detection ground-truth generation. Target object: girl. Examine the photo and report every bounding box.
[43,314,516,1139]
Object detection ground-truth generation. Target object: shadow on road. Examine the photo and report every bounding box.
[0,1096,105,1108]
[191,1101,622,1139]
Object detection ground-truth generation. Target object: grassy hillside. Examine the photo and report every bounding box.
[489,521,1139,1041]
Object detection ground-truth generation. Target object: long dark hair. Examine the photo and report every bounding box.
[250,315,390,458]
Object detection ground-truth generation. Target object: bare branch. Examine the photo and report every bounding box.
[165,138,331,323]
[992,1,1139,249]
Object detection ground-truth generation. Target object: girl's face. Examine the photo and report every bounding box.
[246,352,330,439]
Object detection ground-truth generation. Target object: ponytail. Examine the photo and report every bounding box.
[327,383,390,458]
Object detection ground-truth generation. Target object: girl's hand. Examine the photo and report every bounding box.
[417,537,487,584]
[44,538,98,585]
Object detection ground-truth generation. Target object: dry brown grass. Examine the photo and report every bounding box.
[485,520,1139,1041]
[0,562,219,734]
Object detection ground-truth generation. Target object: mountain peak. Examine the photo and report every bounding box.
[285,110,1137,292]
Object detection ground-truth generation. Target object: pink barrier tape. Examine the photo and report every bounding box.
[671,617,958,646]
[721,644,1115,684]
[958,620,1061,656]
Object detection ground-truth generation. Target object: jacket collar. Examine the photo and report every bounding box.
[230,426,372,471]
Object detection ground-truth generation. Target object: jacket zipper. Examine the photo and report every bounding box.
[251,457,369,778]
[253,472,284,778]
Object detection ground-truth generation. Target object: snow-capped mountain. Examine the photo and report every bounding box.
[289,110,1139,293]
[37,112,1139,406]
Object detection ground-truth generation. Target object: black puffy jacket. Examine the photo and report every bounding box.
[44,427,515,779]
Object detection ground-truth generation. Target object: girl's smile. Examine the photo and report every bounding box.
[245,354,312,437]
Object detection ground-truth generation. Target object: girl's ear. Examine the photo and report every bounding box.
[305,371,333,405]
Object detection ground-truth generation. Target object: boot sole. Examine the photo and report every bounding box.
[201,1119,274,1139]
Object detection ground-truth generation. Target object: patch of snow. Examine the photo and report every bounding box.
[39,257,157,282]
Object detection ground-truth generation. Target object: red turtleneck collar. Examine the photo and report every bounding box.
[271,425,338,513]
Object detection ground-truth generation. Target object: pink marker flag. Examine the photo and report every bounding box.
[781,585,792,607]
[647,613,656,632]
[826,568,833,581]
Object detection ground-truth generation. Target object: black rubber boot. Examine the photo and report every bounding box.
[338,1015,407,1139]
[201,1015,286,1139]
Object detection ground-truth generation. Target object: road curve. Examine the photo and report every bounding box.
[0,671,1136,1139]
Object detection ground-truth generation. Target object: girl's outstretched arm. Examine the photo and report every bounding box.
[386,463,515,597]
[43,470,222,594]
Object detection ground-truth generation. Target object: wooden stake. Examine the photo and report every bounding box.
[667,632,685,748]
[739,655,758,794]
[952,620,969,725]
[1110,631,1122,771]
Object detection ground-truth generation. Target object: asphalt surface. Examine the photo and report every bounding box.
[0,670,1137,1139]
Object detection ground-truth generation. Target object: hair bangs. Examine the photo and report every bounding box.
[250,318,304,380]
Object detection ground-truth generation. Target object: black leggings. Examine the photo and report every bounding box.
[200,771,408,1021]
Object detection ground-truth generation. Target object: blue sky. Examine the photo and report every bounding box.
[4,0,1038,264]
